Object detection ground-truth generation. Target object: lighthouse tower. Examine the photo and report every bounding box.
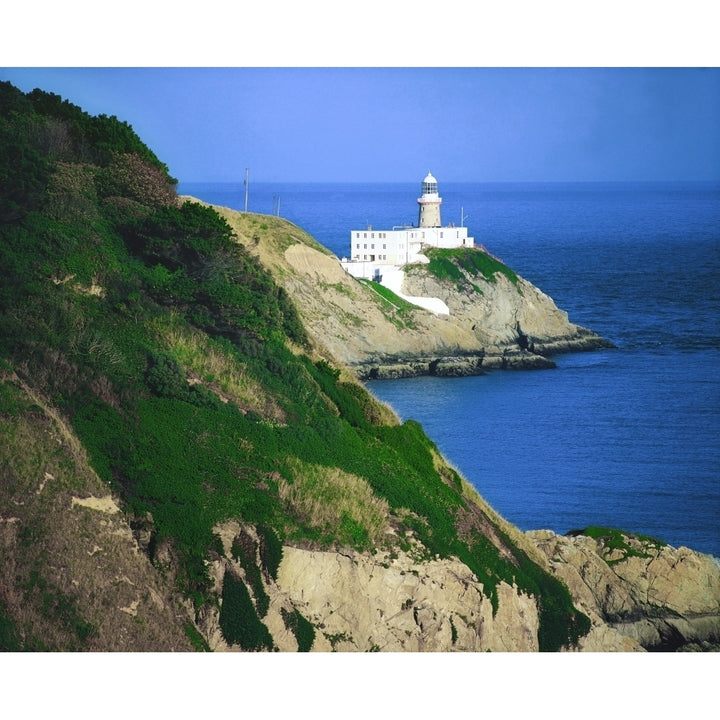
[417,172,442,228]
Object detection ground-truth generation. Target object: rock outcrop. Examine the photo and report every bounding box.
[527,529,720,651]
[275,546,540,652]
[190,525,720,652]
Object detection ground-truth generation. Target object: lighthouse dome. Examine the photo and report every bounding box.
[421,172,438,196]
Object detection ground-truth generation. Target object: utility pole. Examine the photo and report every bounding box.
[243,168,249,212]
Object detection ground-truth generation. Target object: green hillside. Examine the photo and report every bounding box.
[0,81,589,651]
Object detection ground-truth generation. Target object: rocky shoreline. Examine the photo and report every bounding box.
[357,330,614,380]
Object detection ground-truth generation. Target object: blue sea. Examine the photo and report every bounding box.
[179,181,720,558]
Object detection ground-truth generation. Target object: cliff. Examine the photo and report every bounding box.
[203,205,611,380]
[4,366,717,653]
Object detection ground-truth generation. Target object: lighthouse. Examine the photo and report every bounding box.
[417,172,442,228]
[342,171,473,285]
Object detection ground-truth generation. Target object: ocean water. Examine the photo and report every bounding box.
[179,181,720,557]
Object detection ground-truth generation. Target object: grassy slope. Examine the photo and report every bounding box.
[0,81,589,651]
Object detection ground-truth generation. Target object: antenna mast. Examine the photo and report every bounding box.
[244,168,249,212]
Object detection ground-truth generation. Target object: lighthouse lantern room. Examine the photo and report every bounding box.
[417,172,442,228]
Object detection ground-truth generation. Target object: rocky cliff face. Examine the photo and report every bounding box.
[190,523,720,653]
[402,262,609,361]
[192,531,540,652]
[275,546,540,652]
[527,529,720,651]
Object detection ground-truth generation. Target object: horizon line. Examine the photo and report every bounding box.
[177,178,720,186]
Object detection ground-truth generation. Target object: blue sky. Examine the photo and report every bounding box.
[2,66,719,184]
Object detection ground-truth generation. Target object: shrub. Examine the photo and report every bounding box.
[257,524,283,581]
[96,152,177,207]
[422,247,518,289]
[0,601,21,651]
[183,622,211,652]
[281,607,315,652]
[219,572,273,651]
[231,529,270,617]
[144,350,188,399]
[144,350,221,408]
[567,526,667,565]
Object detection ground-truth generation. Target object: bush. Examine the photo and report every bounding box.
[145,350,188,400]
[0,601,21,651]
[423,247,518,289]
[281,607,315,652]
[231,529,270,617]
[219,572,273,651]
[96,152,177,207]
[144,350,221,408]
[257,524,283,581]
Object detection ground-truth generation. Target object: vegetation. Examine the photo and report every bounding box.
[231,528,271,617]
[567,526,667,565]
[357,278,418,327]
[419,247,519,293]
[219,572,274,650]
[0,80,590,651]
[281,607,315,652]
[257,524,284,580]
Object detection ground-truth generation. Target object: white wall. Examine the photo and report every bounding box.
[348,226,473,268]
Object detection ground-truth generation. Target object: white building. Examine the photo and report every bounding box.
[340,172,474,282]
